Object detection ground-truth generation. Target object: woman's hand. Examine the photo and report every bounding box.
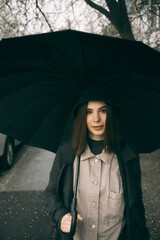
[61,213,83,233]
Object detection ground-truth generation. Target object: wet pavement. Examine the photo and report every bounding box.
[0,146,55,240]
[0,146,54,191]
[0,191,54,240]
[140,150,160,240]
[0,146,160,240]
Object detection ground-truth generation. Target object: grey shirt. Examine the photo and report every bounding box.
[73,143,125,240]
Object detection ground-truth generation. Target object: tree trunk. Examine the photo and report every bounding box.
[110,13,135,40]
[84,0,135,40]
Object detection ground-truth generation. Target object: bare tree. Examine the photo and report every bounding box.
[131,0,160,50]
[0,0,55,38]
[84,0,135,40]
[83,0,160,48]
[0,0,159,49]
[35,0,54,31]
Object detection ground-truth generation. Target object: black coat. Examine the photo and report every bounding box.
[46,141,149,240]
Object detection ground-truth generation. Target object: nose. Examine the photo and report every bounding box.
[93,112,100,122]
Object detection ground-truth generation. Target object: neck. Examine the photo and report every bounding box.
[89,133,104,141]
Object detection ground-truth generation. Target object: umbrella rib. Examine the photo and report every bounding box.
[38,40,83,78]
[1,85,76,128]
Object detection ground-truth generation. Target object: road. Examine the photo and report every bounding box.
[0,145,55,240]
[0,145,55,191]
[0,145,160,240]
[140,150,160,240]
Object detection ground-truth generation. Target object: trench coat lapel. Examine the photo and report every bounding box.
[117,142,139,209]
[119,143,138,162]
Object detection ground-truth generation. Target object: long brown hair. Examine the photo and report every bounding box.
[72,102,122,155]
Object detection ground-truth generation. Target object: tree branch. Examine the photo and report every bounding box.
[71,0,80,27]
[0,0,10,10]
[84,0,112,21]
[149,8,160,17]
[36,0,53,32]
[118,0,128,17]
[118,0,126,11]
[134,3,150,28]
[0,14,15,29]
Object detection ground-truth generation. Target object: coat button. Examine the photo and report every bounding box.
[93,180,98,185]
[95,158,99,163]
[92,224,96,229]
[91,201,97,206]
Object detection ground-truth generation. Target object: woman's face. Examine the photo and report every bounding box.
[86,101,107,140]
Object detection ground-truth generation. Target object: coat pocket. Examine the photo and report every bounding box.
[105,191,125,225]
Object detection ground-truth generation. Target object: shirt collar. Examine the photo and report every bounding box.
[81,143,114,163]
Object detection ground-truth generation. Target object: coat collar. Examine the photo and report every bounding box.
[119,142,138,162]
[81,143,114,163]
[61,140,138,164]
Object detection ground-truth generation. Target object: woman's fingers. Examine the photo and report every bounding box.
[76,214,83,232]
[77,214,83,221]
[61,213,83,233]
[61,213,72,233]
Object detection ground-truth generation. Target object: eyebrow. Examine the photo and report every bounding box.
[87,105,107,110]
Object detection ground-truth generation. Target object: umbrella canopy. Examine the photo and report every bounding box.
[0,29,160,153]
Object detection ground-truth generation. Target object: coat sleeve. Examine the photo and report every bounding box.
[45,145,69,230]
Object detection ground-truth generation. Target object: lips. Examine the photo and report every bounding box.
[92,125,103,130]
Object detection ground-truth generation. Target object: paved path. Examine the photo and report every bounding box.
[0,146,55,240]
[140,150,160,240]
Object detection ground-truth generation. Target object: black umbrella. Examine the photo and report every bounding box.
[0,29,160,154]
[0,29,160,237]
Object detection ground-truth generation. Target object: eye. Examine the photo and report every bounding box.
[86,109,92,114]
[100,108,107,113]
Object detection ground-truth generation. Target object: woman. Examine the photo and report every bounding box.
[46,99,149,240]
